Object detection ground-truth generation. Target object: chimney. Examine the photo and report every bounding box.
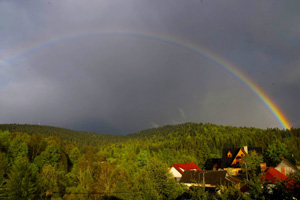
[244,146,248,154]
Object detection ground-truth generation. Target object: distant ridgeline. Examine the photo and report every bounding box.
[0,123,299,153]
[0,124,124,147]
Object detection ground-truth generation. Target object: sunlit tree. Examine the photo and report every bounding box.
[264,139,288,167]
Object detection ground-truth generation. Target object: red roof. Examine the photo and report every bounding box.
[260,167,287,184]
[169,162,201,174]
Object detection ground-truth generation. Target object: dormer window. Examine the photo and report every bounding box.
[227,151,232,157]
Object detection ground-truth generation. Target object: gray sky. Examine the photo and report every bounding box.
[0,0,299,134]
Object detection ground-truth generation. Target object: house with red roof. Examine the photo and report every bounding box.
[169,162,201,181]
[260,167,287,184]
[241,167,288,193]
[241,167,299,198]
[262,167,300,198]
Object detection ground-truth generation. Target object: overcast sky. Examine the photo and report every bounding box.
[0,0,299,134]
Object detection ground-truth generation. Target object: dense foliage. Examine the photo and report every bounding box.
[0,123,299,199]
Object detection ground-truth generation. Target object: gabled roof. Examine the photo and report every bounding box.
[260,167,287,184]
[277,159,298,172]
[179,170,231,186]
[242,167,287,193]
[231,148,247,164]
[221,147,262,168]
[221,148,241,168]
[169,162,201,174]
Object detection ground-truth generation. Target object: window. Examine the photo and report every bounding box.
[227,151,232,157]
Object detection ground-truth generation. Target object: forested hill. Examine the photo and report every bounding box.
[1,123,300,199]
[0,124,125,146]
[126,122,295,149]
[0,123,297,142]
[126,123,299,158]
[127,123,267,139]
[1,123,299,154]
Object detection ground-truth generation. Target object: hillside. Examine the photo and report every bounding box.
[1,123,298,159]
[0,124,124,147]
[127,122,265,139]
[0,123,300,199]
[0,123,296,147]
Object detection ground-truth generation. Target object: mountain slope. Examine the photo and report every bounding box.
[0,124,124,146]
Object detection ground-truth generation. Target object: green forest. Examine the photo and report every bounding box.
[0,123,299,200]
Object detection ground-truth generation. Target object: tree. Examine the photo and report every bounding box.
[93,161,115,195]
[138,157,184,200]
[28,133,46,162]
[39,164,60,199]
[34,145,61,169]
[241,151,263,180]
[159,148,173,166]
[69,146,81,164]
[8,134,28,161]
[246,178,269,200]
[135,149,150,167]
[0,152,8,197]
[196,142,210,169]
[187,186,208,200]
[215,186,250,200]
[264,139,288,167]
[0,130,11,152]
[110,166,135,200]
[5,158,39,199]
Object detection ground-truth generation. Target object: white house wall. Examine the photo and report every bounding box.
[169,167,182,180]
[275,162,297,176]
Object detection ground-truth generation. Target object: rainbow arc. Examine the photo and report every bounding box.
[0,31,292,129]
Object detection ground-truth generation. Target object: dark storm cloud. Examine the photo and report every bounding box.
[1,0,299,134]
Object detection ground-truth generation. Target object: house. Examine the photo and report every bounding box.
[241,167,287,193]
[260,167,287,184]
[221,146,262,176]
[260,167,300,198]
[179,170,241,189]
[169,162,201,181]
[275,159,298,176]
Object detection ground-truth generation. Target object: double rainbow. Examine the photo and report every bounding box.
[0,31,291,129]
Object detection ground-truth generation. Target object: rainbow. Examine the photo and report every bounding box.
[0,31,291,129]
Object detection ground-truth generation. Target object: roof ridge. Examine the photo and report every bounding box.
[281,159,298,171]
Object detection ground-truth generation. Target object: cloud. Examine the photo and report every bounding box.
[0,0,299,133]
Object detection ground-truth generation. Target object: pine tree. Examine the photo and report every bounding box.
[5,158,39,200]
